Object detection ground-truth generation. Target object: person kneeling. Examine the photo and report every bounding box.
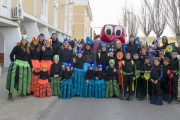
[105,59,121,98]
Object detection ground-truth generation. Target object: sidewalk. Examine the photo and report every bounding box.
[0,71,58,120]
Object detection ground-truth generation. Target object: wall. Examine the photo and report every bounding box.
[48,0,54,26]
[22,0,34,16]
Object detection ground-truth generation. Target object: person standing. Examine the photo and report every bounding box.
[38,33,45,48]
[6,35,34,101]
[51,33,60,60]
[161,36,171,59]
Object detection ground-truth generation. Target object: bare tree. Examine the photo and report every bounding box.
[144,0,167,46]
[117,1,139,37]
[166,0,180,49]
[138,1,153,44]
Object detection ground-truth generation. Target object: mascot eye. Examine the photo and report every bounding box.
[114,26,122,37]
[49,40,52,43]
[42,65,44,68]
[45,65,47,68]
[105,25,113,36]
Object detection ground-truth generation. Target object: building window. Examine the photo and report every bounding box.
[41,0,48,17]
[54,7,58,27]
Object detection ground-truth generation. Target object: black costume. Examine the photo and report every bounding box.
[97,51,108,73]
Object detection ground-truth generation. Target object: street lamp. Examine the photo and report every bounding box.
[62,2,75,7]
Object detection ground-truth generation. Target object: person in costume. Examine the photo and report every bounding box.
[105,59,120,98]
[161,36,171,60]
[94,63,106,98]
[114,41,124,60]
[121,52,135,101]
[149,44,157,65]
[60,62,73,99]
[38,33,45,48]
[152,39,161,57]
[168,49,180,104]
[7,35,34,101]
[29,36,41,94]
[96,44,109,73]
[58,38,73,71]
[84,62,95,98]
[139,56,152,101]
[83,41,97,73]
[40,38,53,75]
[139,47,149,64]
[73,43,78,57]
[159,50,165,66]
[161,57,170,101]
[33,64,52,98]
[150,58,163,105]
[114,41,124,89]
[51,33,60,60]
[124,35,140,58]
[50,55,62,96]
[106,48,118,71]
[73,50,84,97]
[132,53,142,99]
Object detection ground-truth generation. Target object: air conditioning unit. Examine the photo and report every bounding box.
[12,7,23,19]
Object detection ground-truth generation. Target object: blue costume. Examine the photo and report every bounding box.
[60,62,73,99]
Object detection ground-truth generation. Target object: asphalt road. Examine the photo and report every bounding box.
[44,97,180,120]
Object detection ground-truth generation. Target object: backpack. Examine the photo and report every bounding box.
[122,60,134,66]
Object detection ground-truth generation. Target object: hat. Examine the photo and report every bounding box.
[21,35,28,41]
[109,59,115,65]
[45,38,52,45]
[152,39,158,44]
[109,48,114,53]
[53,55,59,61]
[89,62,94,67]
[42,64,47,70]
[98,63,103,68]
[85,41,91,46]
[77,50,83,55]
[66,62,71,68]
[32,36,39,42]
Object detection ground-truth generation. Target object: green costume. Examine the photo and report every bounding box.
[6,60,31,95]
[50,77,61,96]
[105,80,121,98]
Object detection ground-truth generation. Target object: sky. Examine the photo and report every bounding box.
[89,0,175,37]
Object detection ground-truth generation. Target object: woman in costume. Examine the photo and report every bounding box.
[6,35,34,101]
[29,36,41,94]
[40,38,53,75]
[58,38,73,71]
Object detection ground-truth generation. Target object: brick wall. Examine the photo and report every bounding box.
[0,53,4,67]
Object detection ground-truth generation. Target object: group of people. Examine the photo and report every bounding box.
[6,34,180,105]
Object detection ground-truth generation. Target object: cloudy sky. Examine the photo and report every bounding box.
[89,0,174,37]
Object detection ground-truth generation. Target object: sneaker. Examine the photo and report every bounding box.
[139,96,146,101]
[126,95,130,101]
[8,94,14,102]
[175,100,178,104]
[169,97,175,104]
[131,95,135,101]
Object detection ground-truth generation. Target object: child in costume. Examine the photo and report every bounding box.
[94,63,106,98]
[33,64,52,98]
[161,57,170,101]
[132,53,142,99]
[150,58,163,105]
[159,50,165,66]
[96,44,108,73]
[29,36,41,94]
[60,62,73,99]
[149,44,157,65]
[106,48,118,71]
[139,47,149,64]
[73,44,78,57]
[7,35,33,101]
[152,39,160,57]
[84,62,95,98]
[121,53,135,101]
[168,49,180,104]
[73,50,84,97]
[105,59,121,98]
[50,55,62,96]
[139,56,152,101]
[40,38,53,75]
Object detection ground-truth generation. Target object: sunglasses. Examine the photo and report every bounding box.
[162,38,167,40]
[171,52,177,55]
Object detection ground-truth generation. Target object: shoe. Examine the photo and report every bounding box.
[137,94,143,100]
[131,94,135,101]
[169,97,175,104]
[8,94,14,102]
[126,95,130,101]
[175,100,178,104]
[139,96,146,101]
[120,95,127,100]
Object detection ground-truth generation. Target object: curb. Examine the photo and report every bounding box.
[35,96,58,120]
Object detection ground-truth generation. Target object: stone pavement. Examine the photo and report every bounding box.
[0,70,58,120]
